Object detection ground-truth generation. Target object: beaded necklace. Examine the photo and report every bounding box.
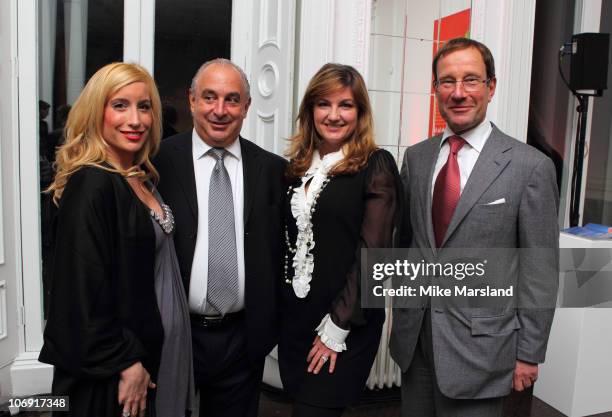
[284,176,332,286]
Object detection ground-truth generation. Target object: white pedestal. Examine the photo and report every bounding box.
[535,232,612,417]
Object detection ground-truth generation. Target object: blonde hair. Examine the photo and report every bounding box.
[49,62,162,205]
[286,63,377,179]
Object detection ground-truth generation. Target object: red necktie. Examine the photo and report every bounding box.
[432,135,466,247]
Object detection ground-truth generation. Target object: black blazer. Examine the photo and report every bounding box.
[154,132,287,362]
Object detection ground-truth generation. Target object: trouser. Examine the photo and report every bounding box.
[191,313,264,417]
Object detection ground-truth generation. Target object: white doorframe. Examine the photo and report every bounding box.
[231,0,253,72]
[124,0,155,72]
[17,0,45,355]
[231,0,255,140]
[1,0,26,397]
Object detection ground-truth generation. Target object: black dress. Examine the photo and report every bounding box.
[279,149,400,408]
[39,166,164,416]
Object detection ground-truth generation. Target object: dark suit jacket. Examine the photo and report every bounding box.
[153,132,287,363]
[390,124,559,399]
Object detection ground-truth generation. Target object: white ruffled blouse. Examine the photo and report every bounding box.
[289,149,350,352]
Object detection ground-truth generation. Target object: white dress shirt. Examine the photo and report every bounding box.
[189,129,245,314]
[432,118,493,196]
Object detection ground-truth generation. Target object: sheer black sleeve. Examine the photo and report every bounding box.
[329,149,401,330]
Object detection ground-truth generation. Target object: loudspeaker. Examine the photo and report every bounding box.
[570,33,609,92]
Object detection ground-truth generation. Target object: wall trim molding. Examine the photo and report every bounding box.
[9,352,52,396]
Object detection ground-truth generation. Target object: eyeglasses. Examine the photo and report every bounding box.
[434,77,491,92]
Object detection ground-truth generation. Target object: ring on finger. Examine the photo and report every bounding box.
[320,355,329,363]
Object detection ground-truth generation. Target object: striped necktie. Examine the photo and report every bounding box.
[207,148,239,315]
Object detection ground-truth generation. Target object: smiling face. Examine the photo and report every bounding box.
[313,86,358,155]
[435,47,496,135]
[102,81,152,169]
[189,63,251,148]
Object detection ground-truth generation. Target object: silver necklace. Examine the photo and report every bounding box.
[150,203,175,234]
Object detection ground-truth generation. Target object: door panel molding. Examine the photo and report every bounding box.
[238,0,296,155]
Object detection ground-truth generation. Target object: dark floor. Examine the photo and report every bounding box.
[10,387,612,417]
[258,385,612,417]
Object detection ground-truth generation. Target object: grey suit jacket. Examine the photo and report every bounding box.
[389,124,559,399]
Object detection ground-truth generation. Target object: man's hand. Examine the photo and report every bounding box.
[512,360,538,391]
[118,361,156,417]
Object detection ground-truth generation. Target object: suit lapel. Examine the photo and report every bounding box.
[441,125,512,246]
[241,137,262,225]
[170,133,198,220]
[423,136,442,254]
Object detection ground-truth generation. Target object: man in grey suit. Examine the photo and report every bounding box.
[390,38,559,416]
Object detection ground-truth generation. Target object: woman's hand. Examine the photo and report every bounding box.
[306,336,338,374]
[118,361,156,417]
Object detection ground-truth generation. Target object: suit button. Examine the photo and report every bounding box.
[188,233,196,239]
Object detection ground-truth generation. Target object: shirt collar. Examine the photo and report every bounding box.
[440,118,491,153]
[305,148,345,176]
[192,128,242,161]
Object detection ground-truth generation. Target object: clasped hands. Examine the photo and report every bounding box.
[307,336,338,374]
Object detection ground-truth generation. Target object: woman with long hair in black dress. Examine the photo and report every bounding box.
[40,62,194,417]
[280,63,401,417]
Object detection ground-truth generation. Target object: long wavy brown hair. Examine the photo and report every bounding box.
[48,62,162,205]
[286,63,377,179]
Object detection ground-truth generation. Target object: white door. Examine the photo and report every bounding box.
[234,0,296,155]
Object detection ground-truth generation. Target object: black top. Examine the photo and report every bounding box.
[39,166,164,412]
[279,149,401,407]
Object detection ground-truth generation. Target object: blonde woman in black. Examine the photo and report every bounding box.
[40,63,194,417]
